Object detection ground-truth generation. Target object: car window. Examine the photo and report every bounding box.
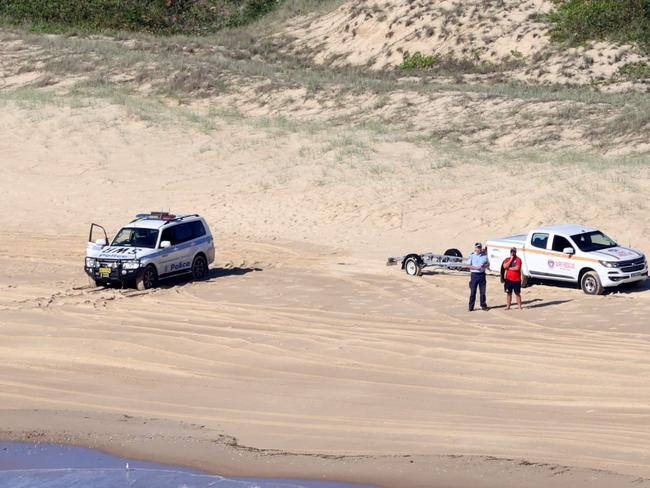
[571,231,617,252]
[112,227,158,249]
[531,233,549,250]
[160,227,175,246]
[552,235,572,252]
[173,223,193,244]
[191,220,206,239]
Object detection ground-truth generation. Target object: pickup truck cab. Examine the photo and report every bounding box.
[487,224,647,295]
[85,212,215,290]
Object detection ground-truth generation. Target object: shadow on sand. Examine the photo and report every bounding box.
[528,278,649,296]
[208,266,263,278]
[606,278,650,295]
[426,271,649,296]
[97,266,263,293]
[156,266,262,289]
[489,299,573,310]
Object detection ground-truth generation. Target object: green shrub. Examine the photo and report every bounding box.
[400,52,438,70]
[229,0,282,27]
[549,0,650,49]
[0,0,283,34]
[617,60,650,79]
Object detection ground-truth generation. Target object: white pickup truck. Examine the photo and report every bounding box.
[487,224,647,295]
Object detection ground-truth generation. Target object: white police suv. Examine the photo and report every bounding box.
[85,212,215,290]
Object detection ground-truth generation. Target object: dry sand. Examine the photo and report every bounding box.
[1,97,650,488]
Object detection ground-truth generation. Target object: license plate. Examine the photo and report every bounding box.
[99,267,111,275]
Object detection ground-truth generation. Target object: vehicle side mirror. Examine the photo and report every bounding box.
[563,247,575,255]
[95,238,107,246]
[160,240,171,249]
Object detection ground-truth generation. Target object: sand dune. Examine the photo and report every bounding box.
[1,99,650,487]
[285,0,650,87]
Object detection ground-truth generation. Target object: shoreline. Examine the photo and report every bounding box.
[2,409,649,488]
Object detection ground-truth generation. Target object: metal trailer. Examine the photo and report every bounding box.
[386,248,468,276]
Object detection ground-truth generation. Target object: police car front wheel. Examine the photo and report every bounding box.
[136,265,158,291]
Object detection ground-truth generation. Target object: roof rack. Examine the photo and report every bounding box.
[161,213,199,226]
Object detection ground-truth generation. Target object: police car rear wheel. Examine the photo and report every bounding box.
[581,271,603,295]
[192,255,208,281]
[136,265,157,291]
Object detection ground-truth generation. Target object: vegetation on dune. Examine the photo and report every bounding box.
[4,0,650,56]
[400,52,438,70]
[617,60,650,79]
[0,0,283,34]
[1,0,649,155]
[550,0,650,50]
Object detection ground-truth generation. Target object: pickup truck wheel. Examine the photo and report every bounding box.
[136,265,157,291]
[88,276,99,288]
[404,257,421,277]
[581,271,603,295]
[444,248,463,258]
[191,255,208,280]
[521,274,531,288]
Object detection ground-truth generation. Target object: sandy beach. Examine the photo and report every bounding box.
[2,0,650,481]
[1,95,649,487]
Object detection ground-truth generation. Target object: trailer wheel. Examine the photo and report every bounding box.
[581,271,604,295]
[404,257,422,277]
[444,248,463,258]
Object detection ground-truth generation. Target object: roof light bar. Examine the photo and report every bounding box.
[134,212,177,221]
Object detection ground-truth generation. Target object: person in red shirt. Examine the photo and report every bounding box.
[502,247,523,310]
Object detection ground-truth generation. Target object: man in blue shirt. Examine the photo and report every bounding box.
[467,242,490,311]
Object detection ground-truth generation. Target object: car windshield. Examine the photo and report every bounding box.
[111,227,158,249]
[571,231,617,252]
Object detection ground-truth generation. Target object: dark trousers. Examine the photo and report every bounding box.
[469,272,487,310]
